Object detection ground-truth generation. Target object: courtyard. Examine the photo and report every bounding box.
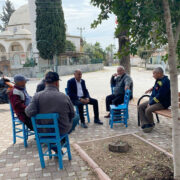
[0,66,176,179]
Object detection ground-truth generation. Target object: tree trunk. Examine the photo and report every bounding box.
[118,35,131,75]
[162,0,180,179]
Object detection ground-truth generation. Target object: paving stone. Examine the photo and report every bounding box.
[0,68,174,179]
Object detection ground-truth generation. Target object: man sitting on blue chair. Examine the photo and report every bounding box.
[67,70,103,128]
[105,66,133,118]
[25,72,79,137]
[9,75,33,130]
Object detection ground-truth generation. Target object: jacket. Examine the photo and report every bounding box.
[149,75,171,108]
[36,79,46,92]
[25,85,75,135]
[9,86,28,123]
[111,73,133,98]
[67,78,90,102]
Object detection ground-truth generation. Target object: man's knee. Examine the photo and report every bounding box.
[145,107,153,116]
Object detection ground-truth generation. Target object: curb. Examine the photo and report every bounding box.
[73,133,173,180]
[72,143,111,180]
[133,134,173,158]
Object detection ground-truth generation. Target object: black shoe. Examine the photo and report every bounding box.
[104,113,110,118]
[142,123,155,129]
[94,119,103,125]
[81,123,88,128]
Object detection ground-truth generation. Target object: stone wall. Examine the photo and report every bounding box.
[10,64,104,78]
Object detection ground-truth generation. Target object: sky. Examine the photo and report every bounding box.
[0,0,118,49]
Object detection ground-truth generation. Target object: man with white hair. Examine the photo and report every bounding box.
[138,67,171,133]
[105,66,133,118]
[67,70,103,128]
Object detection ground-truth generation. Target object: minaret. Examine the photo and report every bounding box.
[28,0,38,59]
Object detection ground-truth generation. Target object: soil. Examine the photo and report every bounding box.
[79,134,173,180]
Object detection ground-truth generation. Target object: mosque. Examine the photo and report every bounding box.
[0,1,82,74]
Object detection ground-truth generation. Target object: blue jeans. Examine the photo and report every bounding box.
[68,114,79,134]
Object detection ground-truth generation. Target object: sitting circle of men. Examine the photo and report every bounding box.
[8,65,171,141]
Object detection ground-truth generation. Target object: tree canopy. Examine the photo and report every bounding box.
[65,40,76,52]
[36,0,66,60]
[0,0,15,31]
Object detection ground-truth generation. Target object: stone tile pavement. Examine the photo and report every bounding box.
[0,98,173,179]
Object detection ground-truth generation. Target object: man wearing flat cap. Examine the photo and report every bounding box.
[25,72,79,135]
[9,75,33,130]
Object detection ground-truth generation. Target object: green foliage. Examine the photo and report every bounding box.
[90,0,180,63]
[23,58,37,67]
[36,0,66,60]
[83,41,106,61]
[0,0,15,31]
[65,40,76,52]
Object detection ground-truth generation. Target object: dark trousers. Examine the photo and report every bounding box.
[73,98,99,123]
[106,94,124,112]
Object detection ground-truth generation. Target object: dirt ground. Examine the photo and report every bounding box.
[79,135,173,180]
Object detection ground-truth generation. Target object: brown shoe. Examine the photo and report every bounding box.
[104,113,110,118]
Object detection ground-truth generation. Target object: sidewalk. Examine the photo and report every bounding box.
[0,101,172,180]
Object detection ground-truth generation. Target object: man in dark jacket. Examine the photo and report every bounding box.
[9,75,33,130]
[25,72,79,135]
[105,66,133,118]
[67,70,103,128]
[138,67,171,133]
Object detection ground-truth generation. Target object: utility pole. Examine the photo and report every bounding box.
[77,27,85,38]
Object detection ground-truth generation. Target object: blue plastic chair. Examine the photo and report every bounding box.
[109,89,131,128]
[65,88,90,123]
[10,103,34,147]
[31,113,72,169]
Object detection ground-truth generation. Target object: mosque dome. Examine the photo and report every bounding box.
[8,4,30,26]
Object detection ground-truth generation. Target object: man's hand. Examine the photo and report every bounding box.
[80,98,88,104]
[113,73,117,77]
[145,88,153,94]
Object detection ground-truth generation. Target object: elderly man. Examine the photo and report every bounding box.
[67,70,103,128]
[9,75,33,130]
[105,66,133,118]
[138,67,171,133]
[25,72,79,135]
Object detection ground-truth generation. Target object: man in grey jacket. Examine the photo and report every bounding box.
[105,66,133,118]
[25,72,79,135]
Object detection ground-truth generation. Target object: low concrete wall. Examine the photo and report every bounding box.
[10,67,39,78]
[57,64,104,76]
[10,64,104,78]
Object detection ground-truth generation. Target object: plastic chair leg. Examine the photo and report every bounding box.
[22,124,28,148]
[66,136,72,161]
[86,105,90,123]
[38,143,45,168]
[57,143,63,169]
[12,122,16,144]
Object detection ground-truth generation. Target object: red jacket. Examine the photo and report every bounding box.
[9,86,27,123]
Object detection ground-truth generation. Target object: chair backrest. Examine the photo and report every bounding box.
[65,88,68,95]
[31,113,60,140]
[9,103,16,120]
[124,89,131,105]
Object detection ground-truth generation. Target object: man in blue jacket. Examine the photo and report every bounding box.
[138,67,171,133]
[67,70,103,128]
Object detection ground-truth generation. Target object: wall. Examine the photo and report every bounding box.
[10,64,104,78]
[57,64,103,76]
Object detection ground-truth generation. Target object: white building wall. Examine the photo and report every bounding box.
[66,36,81,52]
